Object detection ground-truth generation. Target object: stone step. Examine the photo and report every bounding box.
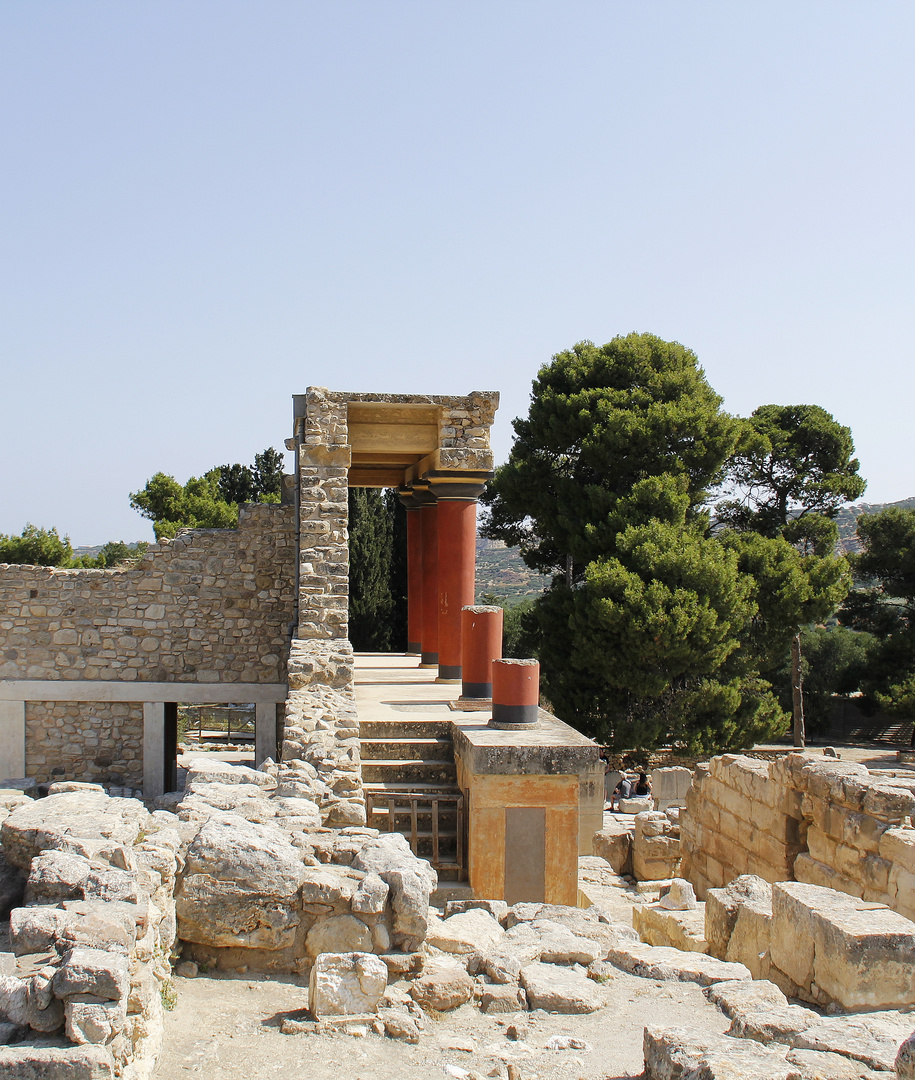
[361,758,457,785]
[359,717,454,740]
[360,737,453,761]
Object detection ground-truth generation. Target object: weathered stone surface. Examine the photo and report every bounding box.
[351,873,388,915]
[593,821,633,876]
[480,983,527,1013]
[479,950,523,984]
[633,902,707,953]
[519,962,603,1013]
[532,920,603,965]
[643,1026,792,1080]
[351,833,436,951]
[379,1008,421,1042]
[1,793,149,871]
[705,875,773,981]
[659,878,697,910]
[184,758,277,791]
[770,881,915,1010]
[65,995,127,1045]
[608,942,752,985]
[52,948,129,1003]
[897,1030,915,1080]
[175,813,305,950]
[305,915,373,957]
[308,952,388,1017]
[426,909,504,955]
[0,1044,115,1079]
[785,1047,886,1080]
[633,812,680,881]
[0,973,64,1033]
[409,958,473,1012]
[790,1011,915,1072]
[444,899,508,921]
[707,979,819,1045]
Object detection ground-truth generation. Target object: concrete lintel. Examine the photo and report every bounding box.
[0,680,287,704]
[451,711,599,777]
[0,700,26,781]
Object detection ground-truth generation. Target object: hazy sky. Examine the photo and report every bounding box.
[2,2,913,545]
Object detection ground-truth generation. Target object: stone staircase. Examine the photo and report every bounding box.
[360,715,465,880]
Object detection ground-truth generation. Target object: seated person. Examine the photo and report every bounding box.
[608,774,633,811]
[635,771,652,797]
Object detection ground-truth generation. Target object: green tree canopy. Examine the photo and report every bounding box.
[482,334,740,576]
[347,488,407,651]
[130,447,286,540]
[0,524,74,566]
[483,333,863,752]
[841,507,915,720]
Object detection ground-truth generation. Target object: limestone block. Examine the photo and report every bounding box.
[409,958,473,1011]
[619,796,653,814]
[791,1011,915,1073]
[480,984,527,1013]
[64,995,127,1045]
[443,899,509,921]
[351,833,437,952]
[351,873,389,915]
[52,948,129,1003]
[425,909,504,955]
[305,915,373,957]
[633,837,681,881]
[531,919,602,965]
[0,973,65,1033]
[632,903,707,953]
[643,1026,793,1080]
[592,821,633,875]
[707,979,819,1046]
[519,961,603,1013]
[480,951,522,984]
[175,813,305,950]
[897,1030,915,1080]
[308,952,387,1017]
[650,767,693,810]
[879,825,915,873]
[659,878,697,910]
[607,942,751,985]
[0,1045,115,1079]
[770,881,915,1010]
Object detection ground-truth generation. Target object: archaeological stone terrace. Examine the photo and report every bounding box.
[2,387,915,1078]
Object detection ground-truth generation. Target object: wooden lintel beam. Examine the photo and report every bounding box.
[348,467,407,488]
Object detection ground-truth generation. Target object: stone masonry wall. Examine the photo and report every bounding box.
[25,702,143,788]
[281,388,363,825]
[0,503,295,684]
[680,751,915,923]
[0,503,296,786]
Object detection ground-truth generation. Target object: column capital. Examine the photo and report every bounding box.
[426,475,489,502]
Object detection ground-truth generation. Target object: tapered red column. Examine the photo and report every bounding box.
[461,605,503,698]
[402,498,423,655]
[436,498,478,680]
[419,501,439,666]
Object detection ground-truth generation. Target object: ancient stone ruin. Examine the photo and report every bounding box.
[2,388,915,1078]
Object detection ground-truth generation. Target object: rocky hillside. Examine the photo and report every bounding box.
[836,497,915,555]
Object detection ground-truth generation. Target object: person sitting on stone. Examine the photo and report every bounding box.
[609,774,633,811]
[635,771,652,797]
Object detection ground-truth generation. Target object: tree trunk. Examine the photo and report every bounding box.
[792,632,805,748]
[566,554,573,587]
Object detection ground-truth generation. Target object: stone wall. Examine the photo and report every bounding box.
[0,503,296,787]
[0,503,295,685]
[680,752,915,923]
[25,702,143,790]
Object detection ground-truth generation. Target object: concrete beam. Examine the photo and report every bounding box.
[0,700,26,781]
[255,701,278,769]
[0,681,287,704]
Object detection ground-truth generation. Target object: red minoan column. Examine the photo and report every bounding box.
[490,658,540,727]
[400,492,423,655]
[435,496,478,681]
[419,497,439,667]
[461,605,503,698]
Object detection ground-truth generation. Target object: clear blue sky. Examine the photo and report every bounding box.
[2,2,913,544]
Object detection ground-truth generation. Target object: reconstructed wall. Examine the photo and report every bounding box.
[680,751,915,923]
[0,503,296,787]
[25,701,143,789]
[0,503,295,685]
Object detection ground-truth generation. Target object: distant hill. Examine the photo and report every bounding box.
[475,538,549,605]
[836,497,915,555]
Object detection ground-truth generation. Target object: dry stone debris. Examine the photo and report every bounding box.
[410,957,474,1011]
[308,951,388,1017]
[426,908,505,955]
[607,941,752,985]
[518,962,603,1014]
[706,979,820,1045]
